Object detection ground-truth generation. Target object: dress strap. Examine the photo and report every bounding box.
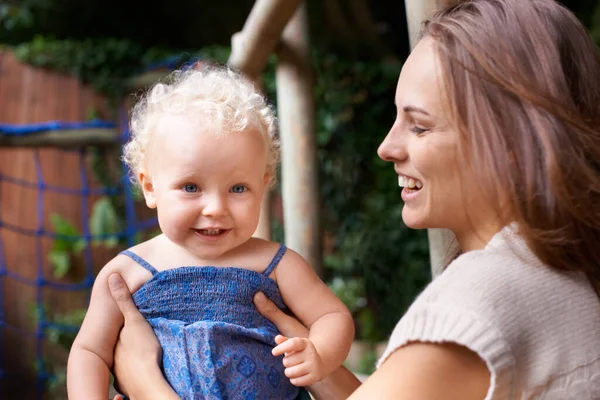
[262,244,287,276]
[119,250,159,276]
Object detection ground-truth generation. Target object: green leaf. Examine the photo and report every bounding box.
[73,238,87,254]
[86,106,99,121]
[54,308,87,325]
[148,229,162,239]
[104,236,119,248]
[356,350,378,375]
[49,213,80,251]
[132,186,144,202]
[48,249,70,278]
[46,327,60,344]
[89,196,121,246]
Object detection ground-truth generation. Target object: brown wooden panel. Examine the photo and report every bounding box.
[0,50,123,399]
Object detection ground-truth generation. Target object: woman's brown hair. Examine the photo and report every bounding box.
[422,0,600,289]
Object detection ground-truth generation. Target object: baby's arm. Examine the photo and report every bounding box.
[274,249,355,386]
[67,259,127,400]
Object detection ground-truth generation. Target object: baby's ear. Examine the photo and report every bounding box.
[263,172,272,187]
[138,169,157,209]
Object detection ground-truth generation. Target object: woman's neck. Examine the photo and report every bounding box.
[454,222,506,253]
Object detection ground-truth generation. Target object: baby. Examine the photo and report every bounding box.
[66,65,354,400]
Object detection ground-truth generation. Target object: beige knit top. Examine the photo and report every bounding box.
[377,225,600,399]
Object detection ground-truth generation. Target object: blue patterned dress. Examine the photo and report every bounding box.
[119,245,306,400]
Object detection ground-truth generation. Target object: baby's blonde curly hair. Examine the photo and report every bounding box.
[122,64,279,186]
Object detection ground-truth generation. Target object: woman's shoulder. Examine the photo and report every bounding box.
[379,225,600,393]
[375,229,534,395]
[427,225,562,302]
[414,226,596,332]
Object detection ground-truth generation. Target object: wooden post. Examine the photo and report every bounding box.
[227,0,303,78]
[404,0,457,48]
[228,0,303,241]
[404,0,459,277]
[275,3,322,275]
[254,190,272,240]
[246,77,272,242]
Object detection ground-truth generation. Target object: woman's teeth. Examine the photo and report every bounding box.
[398,176,423,189]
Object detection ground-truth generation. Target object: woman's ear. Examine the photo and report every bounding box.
[138,169,157,209]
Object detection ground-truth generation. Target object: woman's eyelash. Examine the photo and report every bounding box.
[410,126,429,135]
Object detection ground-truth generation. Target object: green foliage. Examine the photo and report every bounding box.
[591,3,600,45]
[356,350,378,376]
[48,214,86,278]
[14,36,146,99]
[29,304,86,350]
[328,277,366,314]
[309,55,430,339]
[45,308,87,349]
[89,196,121,248]
[45,367,66,398]
[30,305,86,399]
[12,37,234,102]
[48,194,122,277]
[355,308,380,344]
[0,0,52,31]
[194,45,232,65]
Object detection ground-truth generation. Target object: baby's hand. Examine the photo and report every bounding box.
[272,335,325,386]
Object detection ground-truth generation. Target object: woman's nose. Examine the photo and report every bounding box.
[377,123,407,162]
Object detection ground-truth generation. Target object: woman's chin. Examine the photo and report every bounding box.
[401,210,428,230]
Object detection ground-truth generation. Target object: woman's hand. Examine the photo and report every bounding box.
[253,292,361,399]
[253,292,310,338]
[108,273,178,400]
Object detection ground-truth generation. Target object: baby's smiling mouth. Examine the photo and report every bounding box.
[195,228,230,236]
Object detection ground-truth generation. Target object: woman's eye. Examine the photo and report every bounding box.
[410,126,429,135]
[231,185,247,194]
[183,184,198,193]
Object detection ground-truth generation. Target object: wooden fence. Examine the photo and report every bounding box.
[0,50,118,399]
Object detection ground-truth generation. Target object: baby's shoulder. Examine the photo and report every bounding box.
[232,238,309,277]
[244,237,281,252]
[97,240,160,294]
[236,237,283,260]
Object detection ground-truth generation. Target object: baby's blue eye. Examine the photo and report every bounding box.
[231,185,247,194]
[183,184,198,193]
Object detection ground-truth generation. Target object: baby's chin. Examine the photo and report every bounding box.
[194,236,256,259]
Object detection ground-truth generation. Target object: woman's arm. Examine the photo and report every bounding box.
[108,273,180,400]
[253,292,491,400]
[348,342,490,400]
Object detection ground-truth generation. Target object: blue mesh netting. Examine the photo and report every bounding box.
[0,116,158,398]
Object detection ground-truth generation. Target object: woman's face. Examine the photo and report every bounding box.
[378,38,499,249]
